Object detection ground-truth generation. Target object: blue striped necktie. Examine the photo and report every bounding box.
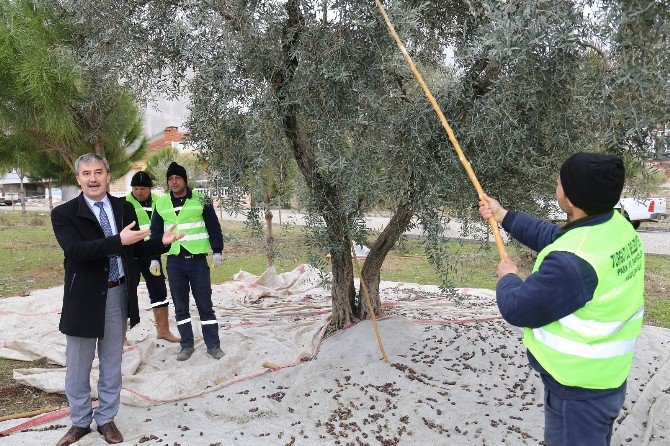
[95,201,120,281]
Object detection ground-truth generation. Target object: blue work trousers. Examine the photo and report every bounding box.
[133,257,168,307]
[544,383,626,446]
[166,254,220,350]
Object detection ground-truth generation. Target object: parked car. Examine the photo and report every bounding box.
[0,190,21,206]
[0,190,9,206]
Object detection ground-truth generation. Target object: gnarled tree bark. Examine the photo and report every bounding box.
[273,0,356,329]
[357,200,414,319]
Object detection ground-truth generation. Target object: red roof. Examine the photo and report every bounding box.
[148,126,187,153]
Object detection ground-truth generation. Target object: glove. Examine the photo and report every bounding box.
[149,260,161,276]
[212,253,224,267]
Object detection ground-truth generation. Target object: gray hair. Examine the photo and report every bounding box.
[75,153,110,175]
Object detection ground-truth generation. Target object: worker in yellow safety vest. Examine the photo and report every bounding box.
[125,171,180,343]
[479,152,643,446]
[150,162,225,361]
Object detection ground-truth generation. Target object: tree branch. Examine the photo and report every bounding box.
[577,40,607,60]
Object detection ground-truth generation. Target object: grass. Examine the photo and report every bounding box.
[0,209,669,418]
[0,359,68,420]
[0,212,63,298]
[642,254,670,327]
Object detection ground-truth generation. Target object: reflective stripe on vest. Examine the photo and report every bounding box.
[530,327,639,359]
[126,192,159,240]
[164,222,206,231]
[155,191,211,255]
[523,211,644,389]
[556,305,644,338]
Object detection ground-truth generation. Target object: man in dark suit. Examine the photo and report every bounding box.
[51,154,183,446]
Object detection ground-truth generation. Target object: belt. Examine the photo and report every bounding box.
[177,253,205,259]
[107,276,126,288]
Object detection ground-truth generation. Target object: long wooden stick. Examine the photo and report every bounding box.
[0,406,59,423]
[375,0,506,260]
[351,240,390,364]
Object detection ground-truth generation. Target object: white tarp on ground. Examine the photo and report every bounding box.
[1,264,331,406]
[0,265,669,445]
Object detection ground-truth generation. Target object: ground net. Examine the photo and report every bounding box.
[0,265,668,445]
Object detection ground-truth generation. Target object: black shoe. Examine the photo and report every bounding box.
[177,346,195,361]
[207,347,225,360]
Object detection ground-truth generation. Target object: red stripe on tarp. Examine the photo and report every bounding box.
[0,402,98,436]
[0,309,61,316]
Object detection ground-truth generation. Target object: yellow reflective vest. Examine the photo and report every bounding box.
[126,192,157,229]
[154,191,211,255]
[523,211,644,389]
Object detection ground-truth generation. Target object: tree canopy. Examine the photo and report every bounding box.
[59,0,670,328]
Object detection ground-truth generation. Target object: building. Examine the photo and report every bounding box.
[0,170,56,204]
[109,126,191,195]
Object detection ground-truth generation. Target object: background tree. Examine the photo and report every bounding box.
[25,149,82,211]
[62,0,670,329]
[0,0,148,188]
[0,134,36,224]
[197,113,296,267]
[145,146,204,192]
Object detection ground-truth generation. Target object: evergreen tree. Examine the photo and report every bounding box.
[0,0,147,186]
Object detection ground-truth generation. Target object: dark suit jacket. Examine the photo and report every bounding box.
[51,193,168,338]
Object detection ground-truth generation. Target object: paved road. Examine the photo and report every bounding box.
[634,231,670,255]
[273,210,670,255]
[3,204,669,255]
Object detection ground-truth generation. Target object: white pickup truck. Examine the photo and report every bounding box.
[546,197,667,229]
[617,197,667,229]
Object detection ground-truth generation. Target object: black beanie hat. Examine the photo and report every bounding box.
[559,152,625,215]
[166,161,187,184]
[130,171,153,187]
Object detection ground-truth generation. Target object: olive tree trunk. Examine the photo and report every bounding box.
[273,0,357,329]
[357,201,414,318]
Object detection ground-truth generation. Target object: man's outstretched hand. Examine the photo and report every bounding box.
[162,225,185,246]
[120,222,150,245]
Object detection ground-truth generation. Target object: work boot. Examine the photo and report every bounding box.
[207,347,225,360]
[153,306,180,343]
[176,347,195,361]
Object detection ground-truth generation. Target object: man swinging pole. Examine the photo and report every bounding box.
[479,153,643,445]
[375,3,644,445]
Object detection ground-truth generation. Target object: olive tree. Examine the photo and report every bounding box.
[61,0,669,329]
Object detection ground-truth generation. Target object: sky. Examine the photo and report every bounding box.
[143,95,190,137]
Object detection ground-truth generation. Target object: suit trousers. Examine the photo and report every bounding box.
[65,282,128,427]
